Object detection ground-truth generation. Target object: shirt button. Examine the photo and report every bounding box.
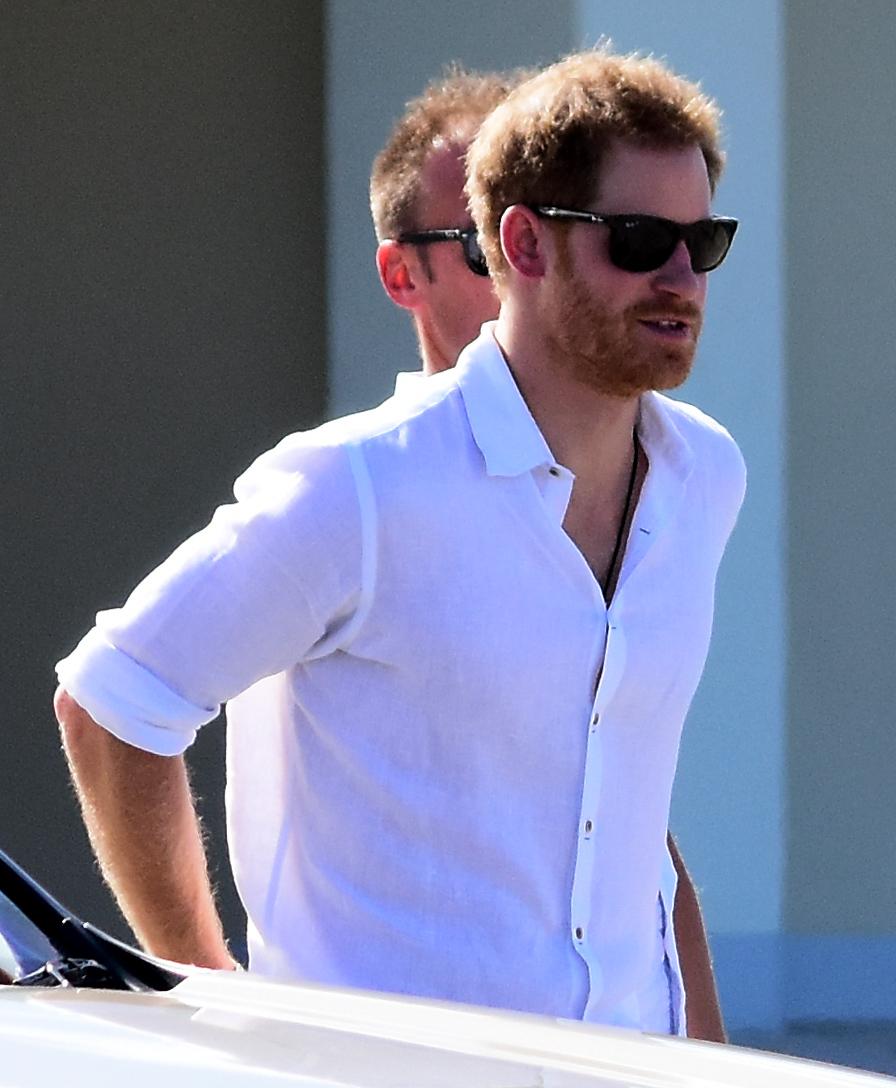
[574,926,584,941]
[583,820,593,835]
[548,466,560,477]
[590,712,600,731]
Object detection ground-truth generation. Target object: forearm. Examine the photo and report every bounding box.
[668,833,727,1043]
[55,687,234,968]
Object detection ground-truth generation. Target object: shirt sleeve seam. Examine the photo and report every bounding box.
[324,440,376,653]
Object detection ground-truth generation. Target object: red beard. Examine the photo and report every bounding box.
[545,271,704,397]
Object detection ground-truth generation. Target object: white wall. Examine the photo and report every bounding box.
[574,0,787,1026]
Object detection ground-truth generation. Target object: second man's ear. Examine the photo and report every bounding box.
[376,240,423,311]
[499,205,548,280]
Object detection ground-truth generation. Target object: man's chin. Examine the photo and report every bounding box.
[650,355,694,392]
[632,342,697,393]
[577,353,695,397]
[551,313,698,396]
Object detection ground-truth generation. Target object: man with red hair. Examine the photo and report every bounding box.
[56,49,741,1038]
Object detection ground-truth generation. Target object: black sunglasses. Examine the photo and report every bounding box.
[397,227,489,277]
[532,206,738,274]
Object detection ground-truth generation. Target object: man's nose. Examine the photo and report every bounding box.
[653,240,704,301]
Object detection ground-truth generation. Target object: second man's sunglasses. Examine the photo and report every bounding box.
[397,227,489,277]
[532,206,738,274]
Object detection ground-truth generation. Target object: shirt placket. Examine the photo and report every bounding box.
[538,459,629,1009]
[540,450,678,1019]
[569,612,628,1010]
[567,437,689,1020]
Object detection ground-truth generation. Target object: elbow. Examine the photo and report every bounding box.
[55,687,170,771]
[54,685,85,733]
[54,686,107,756]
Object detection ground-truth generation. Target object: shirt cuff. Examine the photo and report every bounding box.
[55,627,218,756]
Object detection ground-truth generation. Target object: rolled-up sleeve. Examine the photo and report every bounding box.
[56,440,365,756]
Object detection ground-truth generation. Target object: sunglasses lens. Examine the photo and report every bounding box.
[609,218,679,273]
[687,219,736,272]
[609,216,736,273]
[462,232,489,276]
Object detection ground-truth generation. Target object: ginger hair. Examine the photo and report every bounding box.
[466,49,726,289]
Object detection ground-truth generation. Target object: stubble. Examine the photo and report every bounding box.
[545,249,703,397]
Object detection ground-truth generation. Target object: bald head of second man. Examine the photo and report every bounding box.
[370,68,525,374]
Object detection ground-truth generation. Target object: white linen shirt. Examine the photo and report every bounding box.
[57,324,745,1034]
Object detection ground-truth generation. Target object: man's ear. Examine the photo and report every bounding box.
[376,240,422,311]
[499,205,547,280]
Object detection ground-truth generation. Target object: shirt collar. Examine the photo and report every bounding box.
[455,323,556,478]
[637,391,696,485]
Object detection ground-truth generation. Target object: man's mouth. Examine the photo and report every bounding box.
[637,317,692,338]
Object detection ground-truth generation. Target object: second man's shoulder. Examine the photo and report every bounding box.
[233,367,467,504]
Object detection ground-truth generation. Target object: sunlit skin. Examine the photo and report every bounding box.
[538,141,710,398]
[377,137,500,374]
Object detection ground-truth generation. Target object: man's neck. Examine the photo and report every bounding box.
[493,311,641,489]
[415,318,453,377]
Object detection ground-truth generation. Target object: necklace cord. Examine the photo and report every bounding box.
[604,431,639,597]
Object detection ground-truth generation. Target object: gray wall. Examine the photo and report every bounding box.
[1,2,327,943]
[785,0,896,936]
